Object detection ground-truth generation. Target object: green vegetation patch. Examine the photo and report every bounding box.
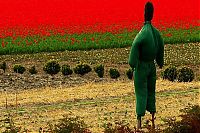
[0,27,199,55]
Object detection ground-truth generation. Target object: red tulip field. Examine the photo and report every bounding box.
[0,0,199,132]
[0,0,199,54]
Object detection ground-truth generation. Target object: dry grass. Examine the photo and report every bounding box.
[0,80,199,107]
[0,79,199,132]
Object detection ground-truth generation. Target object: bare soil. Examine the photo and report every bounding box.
[0,43,199,92]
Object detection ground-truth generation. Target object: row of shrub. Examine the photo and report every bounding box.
[0,61,122,79]
[161,66,195,82]
[43,61,130,80]
[0,61,195,82]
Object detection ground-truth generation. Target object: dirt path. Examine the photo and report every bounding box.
[0,80,199,132]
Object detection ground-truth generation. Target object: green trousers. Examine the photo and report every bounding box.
[134,61,156,119]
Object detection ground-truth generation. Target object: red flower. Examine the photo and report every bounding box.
[1,40,5,48]
[83,37,87,42]
[91,37,95,41]
[165,33,173,37]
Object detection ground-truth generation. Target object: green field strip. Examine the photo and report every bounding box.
[0,27,199,55]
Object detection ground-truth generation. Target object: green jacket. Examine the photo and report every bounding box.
[128,21,164,69]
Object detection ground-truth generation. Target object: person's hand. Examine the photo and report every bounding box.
[132,71,135,80]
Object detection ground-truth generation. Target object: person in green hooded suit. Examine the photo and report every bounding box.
[128,1,164,130]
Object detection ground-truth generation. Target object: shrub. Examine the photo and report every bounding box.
[50,115,91,133]
[126,68,133,80]
[163,104,200,133]
[61,65,73,76]
[94,64,104,78]
[43,60,60,75]
[29,66,37,74]
[109,68,120,79]
[13,64,26,74]
[0,61,7,73]
[162,66,177,81]
[74,63,92,76]
[177,67,194,82]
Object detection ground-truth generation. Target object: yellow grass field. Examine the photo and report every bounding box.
[0,79,199,132]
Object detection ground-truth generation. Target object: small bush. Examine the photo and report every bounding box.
[43,60,60,75]
[0,61,7,73]
[177,67,194,82]
[126,68,133,80]
[29,66,37,74]
[74,63,92,76]
[61,65,73,76]
[50,115,91,133]
[163,104,200,133]
[13,64,26,74]
[94,64,104,78]
[109,68,120,79]
[162,66,177,81]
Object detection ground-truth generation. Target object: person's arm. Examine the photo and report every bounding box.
[128,32,142,69]
[156,34,164,68]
